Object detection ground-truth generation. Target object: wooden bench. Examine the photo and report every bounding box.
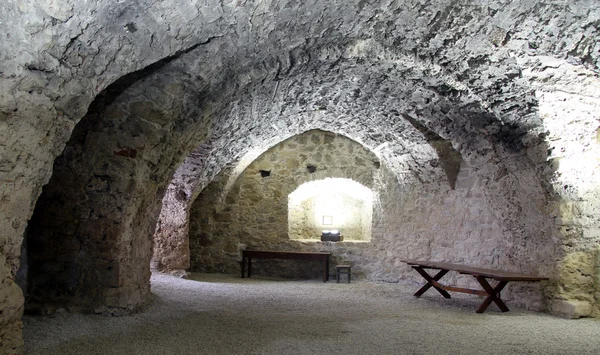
[241,250,331,282]
[402,260,548,313]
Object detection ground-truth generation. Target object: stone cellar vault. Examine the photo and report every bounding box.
[185,130,387,276]
[1,1,600,353]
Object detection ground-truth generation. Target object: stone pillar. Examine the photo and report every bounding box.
[152,184,191,271]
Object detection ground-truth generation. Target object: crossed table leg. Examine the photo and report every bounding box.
[474,276,509,313]
[412,267,451,298]
[411,266,510,313]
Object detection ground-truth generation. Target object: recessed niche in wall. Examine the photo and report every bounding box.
[288,178,373,242]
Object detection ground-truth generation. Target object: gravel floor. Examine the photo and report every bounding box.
[24,273,600,355]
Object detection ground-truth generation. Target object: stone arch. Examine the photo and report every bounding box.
[25,36,501,314]
[15,30,588,317]
[186,129,398,276]
[153,113,454,270]
[152,37,538,273]
[22,68,210,314]
[2,1,600,352]
[140,39,561,290]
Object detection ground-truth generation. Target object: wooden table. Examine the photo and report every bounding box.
[402,260,548,313]
[241,250,331,282]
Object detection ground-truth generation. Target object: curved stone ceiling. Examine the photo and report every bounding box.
[151,37,540,201]
[1,1,600,352]
[2,2,597,254]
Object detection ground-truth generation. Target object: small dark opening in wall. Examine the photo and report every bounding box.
[307,165,317,173]
[373,161,380,169]
[124,22,138,33]
[259,170,271,177]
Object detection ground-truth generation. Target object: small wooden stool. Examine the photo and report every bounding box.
[336,265,352,283]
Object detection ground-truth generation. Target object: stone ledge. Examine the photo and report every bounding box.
[549,300,592,319]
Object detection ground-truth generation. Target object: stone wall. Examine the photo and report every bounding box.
[189,130,389,274]
[23,70,213,315]
[190,130,389,274]
[531,72,600,318]
[374,159,557,311]
[148,0,600,277]
[188,129,556,313]
[1,1,599,352]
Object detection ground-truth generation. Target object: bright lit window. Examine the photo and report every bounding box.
[288,178,373,242]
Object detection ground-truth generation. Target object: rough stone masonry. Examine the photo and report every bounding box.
[1,1,599,354]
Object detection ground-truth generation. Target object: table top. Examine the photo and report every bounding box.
[402,259,548,281]
[243,250,331,255]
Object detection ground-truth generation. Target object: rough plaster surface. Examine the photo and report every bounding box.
[188,130,388,275]
[0,0,599,352]
[24,73,209,315]
[187,131,554,312]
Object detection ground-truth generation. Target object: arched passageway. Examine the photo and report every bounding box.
[2,1,600,353]
[186,129,396,277]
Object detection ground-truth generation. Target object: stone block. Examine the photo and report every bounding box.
[100,262,122,288]
[213,212,232,222]
[102,288,121,308]
[549,300,592,319]
[111,287,140,309]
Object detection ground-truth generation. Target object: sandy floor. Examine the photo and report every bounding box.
[23,273,600,355]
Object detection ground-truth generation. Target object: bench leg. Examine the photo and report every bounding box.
[413,267,451,299]
[475,277,509,313]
